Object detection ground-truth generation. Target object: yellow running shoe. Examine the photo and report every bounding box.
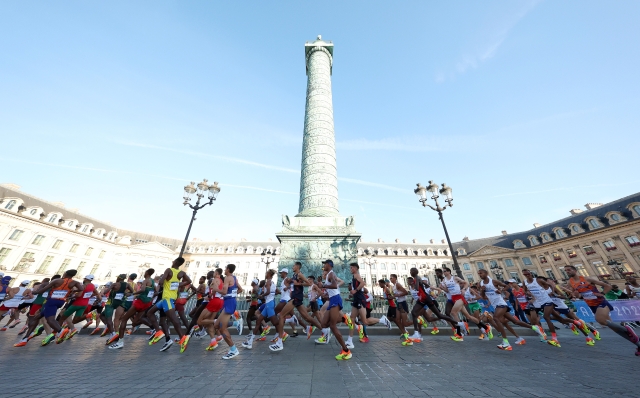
[450,334,463,342]
[66,329,78,341]
[401,338,413,346]
[592,329,601,341]
[205,340,218,351]
[149,331,165,345]
[431,327,439,335]
[586,337,595,346]
[56,328,69,344]
[282,332,289,342]
[260,325,271,337]
[343,314,354,330]
[547,339,561,348]
[106,333,119,345]
[570,324,579,335]
[486,325,493,340]
[100,328,109,337]
[179,335,190,353]
[357,325,364,339]
[418,316,427,327]
[335,349,352,360]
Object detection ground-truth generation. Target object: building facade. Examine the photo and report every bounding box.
[452,193,640,285]
[0,183,452,293]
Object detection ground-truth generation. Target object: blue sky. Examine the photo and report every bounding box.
[1,1,639,244]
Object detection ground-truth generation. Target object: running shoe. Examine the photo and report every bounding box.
[345,340,355,349]
[450,334,463,342]
[624,324,639,344]
[547,339,561,347]
[417,316,427,327]
[33,324,44,337]
[464,322,470,335]
[125,329,132,336]
[174,337,180,342]
[271,334,279,343]
[486,325,493,340]
[256,336,266,341]
[360,336,369,343]
[100,328,109,337]
[379,315,392,330]
[282,332,289,342]
[236,319,243,336]
[18,325,28,335]
[233,310,241,321]
[56,328,69,344]
[306,326,316,340]
[179,335,190,353]
[315,332,330,344]
[343,314,354,329]
[190,325,200,336]
[401,338,413,346]
[66,329,78,341]
[222,348,239,359]
[570,323,579,335]
[478,333,485,340]
[108,340,124,350]
[431,327,439,335]
[497,343,512,351]
[14,339,28,347]
[531,325,547,341]
[215,334,222,342]
[82,320,93,329]
[241,338,253,349]
[149,331,165,345]
[260,325,271,337]
[0,327,7,332]
[586,337,595,346]
[578,320,591,335]
[41,333,55,346]
[146,329,155,335]
[514,337,526,345]
[106,333,119,345]
[159,339,173,352]
[9,321,21,329]
[131,325,141,334]
[335,349,352,360]
[592,329,601,340]
[269,343,284,352]
[206,340,219,351]
[356,325,364,339]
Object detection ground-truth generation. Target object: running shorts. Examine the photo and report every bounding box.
[450,294,467,304]
[366,308,372,319]
[589,300,613,314]
[133,299,152,312]
[206,298,223,313]
[91,304,103,315]
[175,302,185,312]
[122,301,132,311]
[397,301,409,313]
[195,298,204,308]
[103,305,115,319]
[468,302,482,313]
[328,295,342,311]
[534,302,555,312]
[62,305,88,318]
[17,302,31,311]
[309,301,318,312]
[156,298,175,312]
[223,298,237,314]
[262,301,276,318]
[555,307,570,315]
[293,298,304,307]
[258,303,266,313]
[29,304,43,316]
[387,306,397,319]
[351,294,366,309]
[42,299,66,318]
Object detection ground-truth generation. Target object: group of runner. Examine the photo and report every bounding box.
[1,258,639,359]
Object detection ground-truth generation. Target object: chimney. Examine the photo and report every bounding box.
[412,238,417,243]
[395,238,401,243]
[570,209,583,215]
[501,230,508,236]
[377,238,383,243]
[463,236,469,241]
[430,239,434,244]
[533,223,542,228]
[585,203,603,210]
[441,239,446,244]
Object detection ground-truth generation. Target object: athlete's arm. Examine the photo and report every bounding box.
[178,271,192,287]
[335,276,345,287]
[584,277,611,296]
[156,268,171,290]
[394,283,408,297]
[439,281,449,293]
[455,277,469,290]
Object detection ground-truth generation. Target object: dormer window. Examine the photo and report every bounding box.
[528,236,540,246]
[513,240,525,249]
[457,248,466,256]
[48,214,58,223]
[81,225,88,233]
[554,228,566,238]
[541,233,552,242]
[572,225,581,233]
[4,200,16,210]
[633,205,640,217]
[588,218,601,229]
[611,213,620,222]
[30,209,37,215]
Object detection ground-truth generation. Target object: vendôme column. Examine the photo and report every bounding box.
[297,35,340,217]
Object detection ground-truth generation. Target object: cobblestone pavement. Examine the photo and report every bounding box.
[0,328,637,397]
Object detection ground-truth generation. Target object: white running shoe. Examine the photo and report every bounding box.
[269,343,283,352]
[236,319,243,336]
[241,340,253,349]
[160,339,173,352]
[345,341,354,349]
[222,349,239,359]
[380,316,392,330]
[108,340,124,350]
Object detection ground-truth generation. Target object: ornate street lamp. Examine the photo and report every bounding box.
[360,251,377,287]
[261,249,276,274]
[414,181,463,278]
[179,179,220,257]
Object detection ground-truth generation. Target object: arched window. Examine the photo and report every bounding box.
[48,214,58,223]
[4,200,16,210]
[542,233,551,242]
[30,208,37,215]
[82,225,88,233]
[611,213,620,222]
[555,229,566,238]
[529,236,539,246]
[634,205,640,216]
[572,225,580,233]
[589,219,600,229]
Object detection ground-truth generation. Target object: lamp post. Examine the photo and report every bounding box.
[180,179,220,257]
[607,259,626,279]
[490,263,505,281]
[414,181,463,278]
[360,251,377,290]
[261,249,276,274]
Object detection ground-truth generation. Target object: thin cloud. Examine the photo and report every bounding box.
[437,0,541,82]
[492,180,640,198]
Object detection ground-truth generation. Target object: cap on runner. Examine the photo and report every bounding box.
[85,274,95,280]
[280,268,289,274]
[20,280,31,285]
[323,259,334,267]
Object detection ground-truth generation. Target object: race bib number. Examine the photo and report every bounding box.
[126,295,134,301]
[147,291,155,298]
[43,292,48,298]
[101,297,108,303]
[581,290,597,300]
[89,297,97,305]
[170,282,179,291]
[179,292,188,299]
[228,288,237,298]
[83,292,93,298]
[517,297,528,303]
[50,290,68,299]
[0,293,5,300]
[114,293,124,300]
